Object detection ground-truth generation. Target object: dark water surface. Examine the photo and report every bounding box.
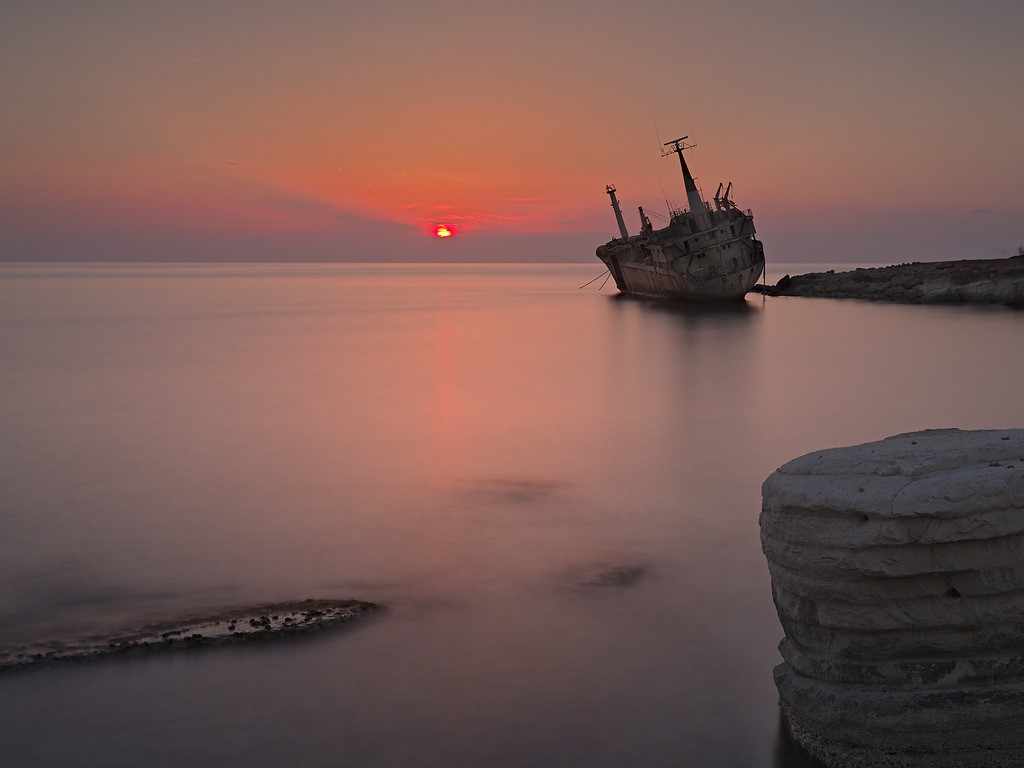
[1,262,1022,766]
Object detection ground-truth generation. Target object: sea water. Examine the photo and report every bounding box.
[1,262,1021,766]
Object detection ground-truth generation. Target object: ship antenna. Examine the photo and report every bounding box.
[653,122,665,161]
[651,124,675,217]
[656,177,673,216]
[657,183,673,216]
[661,135,710,230]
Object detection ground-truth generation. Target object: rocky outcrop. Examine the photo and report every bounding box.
[752,255,1024,306]
[761,429,1024,767]
[0,598,379,673]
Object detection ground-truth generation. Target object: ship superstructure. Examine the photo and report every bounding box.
[596,136,765,301]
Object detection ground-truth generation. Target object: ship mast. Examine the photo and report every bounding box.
[662,136,710,231]
[605,185,630,240]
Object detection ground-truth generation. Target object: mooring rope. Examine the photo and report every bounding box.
[577,270,610,289]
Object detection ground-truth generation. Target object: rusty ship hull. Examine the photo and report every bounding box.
[597,209,765,301]
[596,135,765,301]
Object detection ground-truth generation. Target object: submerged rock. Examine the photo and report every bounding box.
[752,255,1024,306]
[761,429,1024,767]
[566,561,652,590]
[0,598,379,673]
[584,564,649,588]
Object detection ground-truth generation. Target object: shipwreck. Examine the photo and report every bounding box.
[596,136,765,301]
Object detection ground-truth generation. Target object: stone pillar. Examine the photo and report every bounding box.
[761,429,1024,768]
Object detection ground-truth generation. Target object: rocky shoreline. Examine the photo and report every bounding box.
[0,598,379,673]
[752,254,1024,306]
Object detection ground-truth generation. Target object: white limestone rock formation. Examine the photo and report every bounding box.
[761,429,1024,768]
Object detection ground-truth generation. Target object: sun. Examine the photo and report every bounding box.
[433,224,455,239]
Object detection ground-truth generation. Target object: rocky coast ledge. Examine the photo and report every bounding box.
[761,429,1024,768]
[752,254,1024,306]
[0,598,379,673]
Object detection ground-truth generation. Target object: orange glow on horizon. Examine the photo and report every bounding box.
[433,224,455,238]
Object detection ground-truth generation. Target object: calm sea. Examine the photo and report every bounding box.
[1,262,1022,767]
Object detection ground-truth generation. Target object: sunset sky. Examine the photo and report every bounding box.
[3,1,1021,262]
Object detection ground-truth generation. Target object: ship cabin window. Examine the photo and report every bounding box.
[730,225,735,236]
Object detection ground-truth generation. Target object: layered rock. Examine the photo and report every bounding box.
[761,429,1024,767]
[752,255,1024,306]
